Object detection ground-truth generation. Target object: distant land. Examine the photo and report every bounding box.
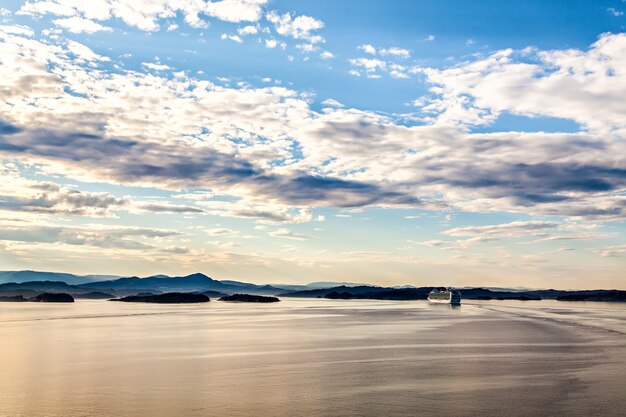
[219,294,280,303]
[0,271,624,302]
[0,292,75,303]
[112,293,210,304]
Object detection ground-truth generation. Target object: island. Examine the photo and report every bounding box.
[31,293,75,302]
[110,292,210,303]
[557,291,626,302]
[73,291,115,299]
[0,295,27,302]
[219,293,280,303]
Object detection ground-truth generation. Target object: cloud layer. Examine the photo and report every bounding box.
[1,27,625,222]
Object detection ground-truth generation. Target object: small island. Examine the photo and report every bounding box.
[557,291,626,302]
[73,291,115,299]
[111,292,210,303]
[219,293,280,303]
[0,295,27,302]
[31,293,75,302]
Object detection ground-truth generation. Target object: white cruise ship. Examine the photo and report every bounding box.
[428,287,461,305]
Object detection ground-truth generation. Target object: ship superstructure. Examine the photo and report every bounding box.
[428,287,461,305]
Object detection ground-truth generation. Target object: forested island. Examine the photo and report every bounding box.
[219,294,280,303]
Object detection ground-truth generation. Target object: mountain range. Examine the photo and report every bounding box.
[0,271,624,301]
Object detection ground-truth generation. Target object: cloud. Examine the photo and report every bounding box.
[349,57,386,72]
[0,224,178,250]
[321,99,343,108]
[220,33,243,43]
[269,228,313,240]
[356,45,410,58]
[350,46,412,78]
[266,11,324,43]
[0,30,625,223]
[607,8,624,17]
[320,51,334,59]
[0,24,34,37]
[379,47,410,58]
[237,25,257,35]
[358,44,376,55]
[420,33,626,131]
[53,16,112,33]
[593,244,626,257]
[443,221,559,238]
[204,0,267,23]
[141,62,170,71]
[0,167,130,217]
[18,0,268,32]
[409,239,446,247]
[135,203,204,214]
[206,228,239,237]
[531,234,607,243]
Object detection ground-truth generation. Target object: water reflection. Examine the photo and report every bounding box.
[0,299,624,417]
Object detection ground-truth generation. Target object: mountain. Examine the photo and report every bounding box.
[2,270,624,302]
[81,273,284,295]
[112,293,211,304]
[280,285,390,298]
[0,271,103,285]
[0,281,79,293]
[304,281,373,289]
[556,290,626,302]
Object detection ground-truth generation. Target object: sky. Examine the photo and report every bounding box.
[0,0,625,289]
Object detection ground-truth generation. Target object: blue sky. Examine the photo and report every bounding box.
[0,0,624,288]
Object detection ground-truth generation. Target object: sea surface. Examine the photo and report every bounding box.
[0,299,625,417]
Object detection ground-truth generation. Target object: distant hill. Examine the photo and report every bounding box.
[111,292,210,304]
[281,285,397,298]
[556,291,626,302]
[281,286,626,302]
[219,294,280,303]
[80,273,285,295]
[0,271,103,285]
[1,270,625,302]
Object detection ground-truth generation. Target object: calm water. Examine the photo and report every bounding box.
[0,299,625,417]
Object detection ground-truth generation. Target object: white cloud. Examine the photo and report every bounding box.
[142,62,170,71]
[357,44,410,58]
[320,51,334,59]
[358,44,376,55]
[443,221,560,238]
[0,30,625,224]
[220,33,243,43]
[607,8,624,17]
[206,228,240,237]
[269,228,313,240]
[0,24,34,37]
[379,47,410,58]
[321,98,343,108]
[204,0,267,23]
[593,244,626,257]
[53,16,112,33]
[349,57,386,72]
[237,25,257,35]
[264,38,277,48]
[266,11,324,43]
[296,43,316,53]
[17,0,268,32]
[420,33,626,132]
